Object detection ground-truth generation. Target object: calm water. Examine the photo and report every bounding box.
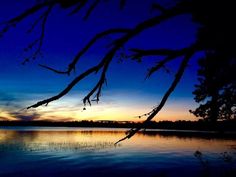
[0,127,236,177]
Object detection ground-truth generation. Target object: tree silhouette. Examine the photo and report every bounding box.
[190,53,236,121]
[0,0,235,142]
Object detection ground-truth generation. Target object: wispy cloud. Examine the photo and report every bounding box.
[0,91,42,120]
[8,110,41,121]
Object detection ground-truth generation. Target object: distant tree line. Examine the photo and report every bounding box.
[1,120,236,132]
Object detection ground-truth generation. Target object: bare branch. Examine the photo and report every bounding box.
[80,7,188,105]
[0,1,55,38]
[37,6,53,52]
[81,45,125,106]
[27,64,100,109]
[28,45,114,109]
[130,45,199,78]
[83,0,100,20]
[69,0,88,15]
[29,38,120,109]
[39,28,130,75]
[58,0,81,9]
[82,62,108,105]
[27,13,46,34]
[28,5,188,109]
[115,50,194,144]
[38,64,69,74]
[71,2,186,78]
[146,55,178,78]
[151,3,166,13]
[130,48,188,58]
[22,5,53,65]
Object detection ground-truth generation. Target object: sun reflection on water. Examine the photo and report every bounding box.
[0,128,235,154]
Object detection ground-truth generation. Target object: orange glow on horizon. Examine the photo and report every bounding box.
[0,94,197,122]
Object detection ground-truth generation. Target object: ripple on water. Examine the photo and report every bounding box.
[0,128,236,177]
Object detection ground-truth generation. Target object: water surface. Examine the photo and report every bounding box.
[0,127,235,177]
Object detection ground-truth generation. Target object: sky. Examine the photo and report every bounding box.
[0,0,202,122]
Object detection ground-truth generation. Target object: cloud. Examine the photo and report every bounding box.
[0,91,27,109]
[0,116,10,121]
[0,91,16,102]
[8,110,41,121]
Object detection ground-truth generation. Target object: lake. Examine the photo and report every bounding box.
[0,127,235,177]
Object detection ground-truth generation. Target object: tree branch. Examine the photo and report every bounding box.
[82,61,109,106]
[69,0,88,15]
[27,64,100,109]
[151,3,166,13]
[39,28,130,75]
[0,1,56,38]
[28,5,188,108]
[81,7,189,105]
[115,50,194,145]
[130,48,189,58]
[41,4,187,74]
[22,5,53,65]
[83,0,100,20]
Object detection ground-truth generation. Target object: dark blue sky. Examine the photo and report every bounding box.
[0,0,202,121]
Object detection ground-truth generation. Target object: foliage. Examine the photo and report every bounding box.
[190,53,236,121]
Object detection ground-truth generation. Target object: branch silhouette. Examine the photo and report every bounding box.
[130,45,199,78]
[39,28,131,75]
[115,50,194,144]
[27,5,187,108]
[1,0,234,142]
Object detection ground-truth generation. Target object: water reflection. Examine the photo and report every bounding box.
[0,130,119,152]
[0,128,235,177]
[0,128,236,153]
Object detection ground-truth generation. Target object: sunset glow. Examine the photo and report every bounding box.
[0,0,200,122]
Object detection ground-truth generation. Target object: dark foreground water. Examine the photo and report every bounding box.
[0,127,236,177]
